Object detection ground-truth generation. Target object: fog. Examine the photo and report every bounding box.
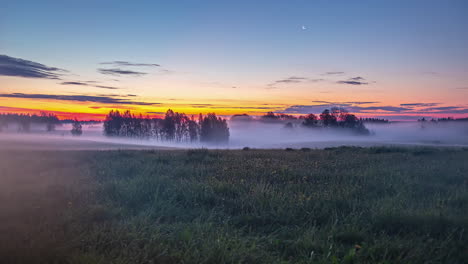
[1,120,468,151]
[228,120,468,148]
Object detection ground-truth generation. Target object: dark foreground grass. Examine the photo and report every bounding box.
[1,147,468,263]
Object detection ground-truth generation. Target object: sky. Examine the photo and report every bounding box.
[1,0,467,120]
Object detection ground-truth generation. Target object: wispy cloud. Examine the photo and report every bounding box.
[311,100,379,105]
[282,101,411,114]
[349,76,365,81]
[188,104,279,110]
[337,80,368,85]
[337,76,369,85]
[60,81,121,90]
[98,68,147,76]
[190,104,214,108]
[422,106,462,111]
[0,54,66,79]
[0,93,158,106]
[345,101,380,105]
[281,101,468,115]
[400,103,439,107]
[216,106,279,110]
[100,61,160,67]
[275,76,307,84]
[94,85,120,90]
[422,71,438,75]
[0,105,107,119]
[418,107,468,114]
[268,76,323,87]
[61,81,88,86]
[358,106,410,112]
[322,71,345,75]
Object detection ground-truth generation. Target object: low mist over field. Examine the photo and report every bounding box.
[1,118,468,150]
[229,119,468,148]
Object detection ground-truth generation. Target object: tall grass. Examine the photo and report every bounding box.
[1,147,467,263]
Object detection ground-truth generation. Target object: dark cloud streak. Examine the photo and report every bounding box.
[337,81,368,85]
[60,81,121,90]
[400,103,439,107]
[322,71,345,75]
[0,93,158,106]
[98,68,147,76]
[100,61,160,67]
[0,54,65,79]
[268,76,323,87]
[282,102,468,115]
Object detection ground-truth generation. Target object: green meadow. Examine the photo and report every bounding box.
[1,147,468,263]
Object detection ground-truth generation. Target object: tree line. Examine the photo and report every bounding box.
[299,108,370,134]
[0,112,60,132]
[103,109,229,143]
[360,117,389,123]
[233,107,370,135]
[420,117,468,122]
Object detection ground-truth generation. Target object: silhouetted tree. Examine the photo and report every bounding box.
[188,116,199,142]
[41,112,59,131]
[200,113,229,143]
[277,114,297,120]
[102,109,213,143]
[0,113,59,132]
[331,107,349,122]
[71,119,83,136]
[360,118,389,123]
[320,109,337,127]
[340,114,369,134]
[261,112,280,122]
[104,110,123,136]
[284,122,294,129]
[261,112,296,122]
[163,109,176,140]
[302,114,318,127]
[231,114,253,122]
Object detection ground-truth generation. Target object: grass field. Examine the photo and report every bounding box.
[1,147,468,263]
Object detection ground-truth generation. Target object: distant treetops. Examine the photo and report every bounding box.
[0,112,59,132]
[103,109,229,144]
[71,118,83,136]
[252,107,371,135]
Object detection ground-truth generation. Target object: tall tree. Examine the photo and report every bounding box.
[71,118,83,136]
[302,113,318,127]
[320,109,337,127]
[163,109,176,141]
[200,113,229,143]
[104,110,123,136]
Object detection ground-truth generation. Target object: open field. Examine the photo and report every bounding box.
[1,147,468,263]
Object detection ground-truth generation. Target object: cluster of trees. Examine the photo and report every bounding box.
[62,119,101,125]
[103,109,229,143]
[71,119,83,136]
[425,117,468,122]
[0,112,60,132]
[253,108,369,134]
[261,112,297,122]
[360,118,389,123]
[231,108,370,135]
[299,108,370,134]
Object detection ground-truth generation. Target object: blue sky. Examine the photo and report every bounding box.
[1,0,467,119]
